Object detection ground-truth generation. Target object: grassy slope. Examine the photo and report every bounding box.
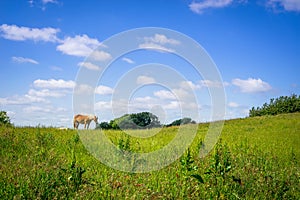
[0,113,299,199]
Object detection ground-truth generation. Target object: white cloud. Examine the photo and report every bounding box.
[12,56,39,64]
[90,50,112,61]
[139,34,180,53]
[0,24,60,42]
[200,80,228,88]
[228,102,239,108]
[144,34,180,45]
[74,84,94,95]
[95,85,114,95]
[122,57,135,64]
[56,34,102,57]
[78,62,101,71]
[23,105,66,114]
[23,106,51,113]
[74,84,114,95]
[42,0,58,4]
[136,75,156,85]
[189,0,233,14]
[28,89,65,98]
[0,95,46,105]
[33,79,75,89]
[164,101,180,109]
[95,101,112,110]
[139,43,175,53]
[180,81,201,90]
[154,90,177,100]
[0,78,75,106]
[232,78,272,93]
[267,0,300,12]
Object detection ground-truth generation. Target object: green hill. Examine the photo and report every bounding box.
[1,113,299,199]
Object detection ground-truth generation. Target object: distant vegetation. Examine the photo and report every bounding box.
[249,94,300,117]
[165,117,196,127]
[0,111,11,126]
[96,111,196,130]
[96,112,162,130]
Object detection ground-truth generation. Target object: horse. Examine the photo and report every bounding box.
[73,114,98,129]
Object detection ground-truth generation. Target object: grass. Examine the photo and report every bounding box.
[0,113,299,199]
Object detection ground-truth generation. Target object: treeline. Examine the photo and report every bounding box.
[96,111,196,130]
[249,94,300,117]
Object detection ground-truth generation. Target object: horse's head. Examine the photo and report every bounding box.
[94,115,98,124]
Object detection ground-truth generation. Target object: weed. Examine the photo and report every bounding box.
[0,113,299,199]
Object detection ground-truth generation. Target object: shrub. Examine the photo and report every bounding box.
[0,111,11,126]
[249,94,300,117]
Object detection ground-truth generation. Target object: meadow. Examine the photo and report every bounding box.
[1,113,299,199]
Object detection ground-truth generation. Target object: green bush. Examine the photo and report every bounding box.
[0,111,11,126]
[249,94,300,117]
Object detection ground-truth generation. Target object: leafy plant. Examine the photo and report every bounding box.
[0,111,11,126]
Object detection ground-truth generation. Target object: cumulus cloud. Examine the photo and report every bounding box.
[144,34,180,45]
[189,0,233,14]
[33,79,75,89]
[164,101,180,110]
[136,75,156,85]
[28,89,65,98]
[0,24,112,60]
[95,85,114,95]
[139,34,180,53]
[154,90,177,100]
[12,56,39,64]
[232,78,272,93]
[78,62,101,71]
[89,50,112,61]
[23,105,66,114]
[0,24,60,42]
[56,34,101,57]
[0,78,76,106]
[228,102,239,108]
[57,35,111,59]
[73,84,113,95]
[180,81,201,90]
[0,95,46,105]
[94,101,112,111]
[267,0,300,12]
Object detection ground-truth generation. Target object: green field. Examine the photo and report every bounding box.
[1,113,300,199]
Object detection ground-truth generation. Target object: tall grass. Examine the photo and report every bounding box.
[1,113,299,199]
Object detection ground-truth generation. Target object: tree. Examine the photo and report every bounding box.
[96,122,111,129]
[0,111,11,126]
[99,112,162,130]
[166,117,196,127]
[130,112,161,129]
[249,94,300,117]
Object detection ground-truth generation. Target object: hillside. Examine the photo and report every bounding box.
[1,113,299,199]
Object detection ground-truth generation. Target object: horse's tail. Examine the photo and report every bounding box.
[73,117,78,129]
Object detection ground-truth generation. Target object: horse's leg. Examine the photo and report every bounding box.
[87,122,90,129]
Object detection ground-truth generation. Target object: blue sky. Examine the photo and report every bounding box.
[0,0,299,127]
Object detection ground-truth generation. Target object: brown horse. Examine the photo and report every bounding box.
[73,114,98,129]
